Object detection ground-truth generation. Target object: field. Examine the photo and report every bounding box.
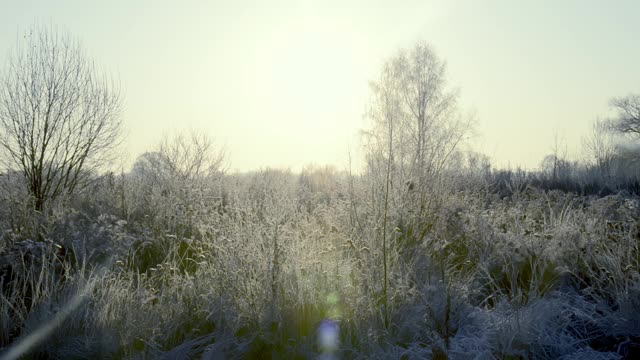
[1,165,639,359]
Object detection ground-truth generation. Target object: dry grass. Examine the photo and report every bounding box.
[0,169,639,359]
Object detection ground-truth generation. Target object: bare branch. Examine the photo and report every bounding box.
[609,94,640,137]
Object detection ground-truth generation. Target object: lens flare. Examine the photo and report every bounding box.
[317,319,339,357]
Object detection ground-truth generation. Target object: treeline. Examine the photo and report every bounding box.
[452,150,640,198]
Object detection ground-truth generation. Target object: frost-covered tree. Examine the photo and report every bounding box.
[365,42,470,211]
[362,41,471,329]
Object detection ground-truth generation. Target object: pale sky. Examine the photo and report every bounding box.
[1,0,639,172]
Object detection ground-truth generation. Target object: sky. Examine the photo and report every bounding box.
[1,0,639,172]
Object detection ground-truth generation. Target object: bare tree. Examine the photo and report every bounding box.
[548,132,567,180]
[157,130,225,182]
[610,94,640,138]
[131,130,225,187]
[582,119,618,178]
[0,25,122,211]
